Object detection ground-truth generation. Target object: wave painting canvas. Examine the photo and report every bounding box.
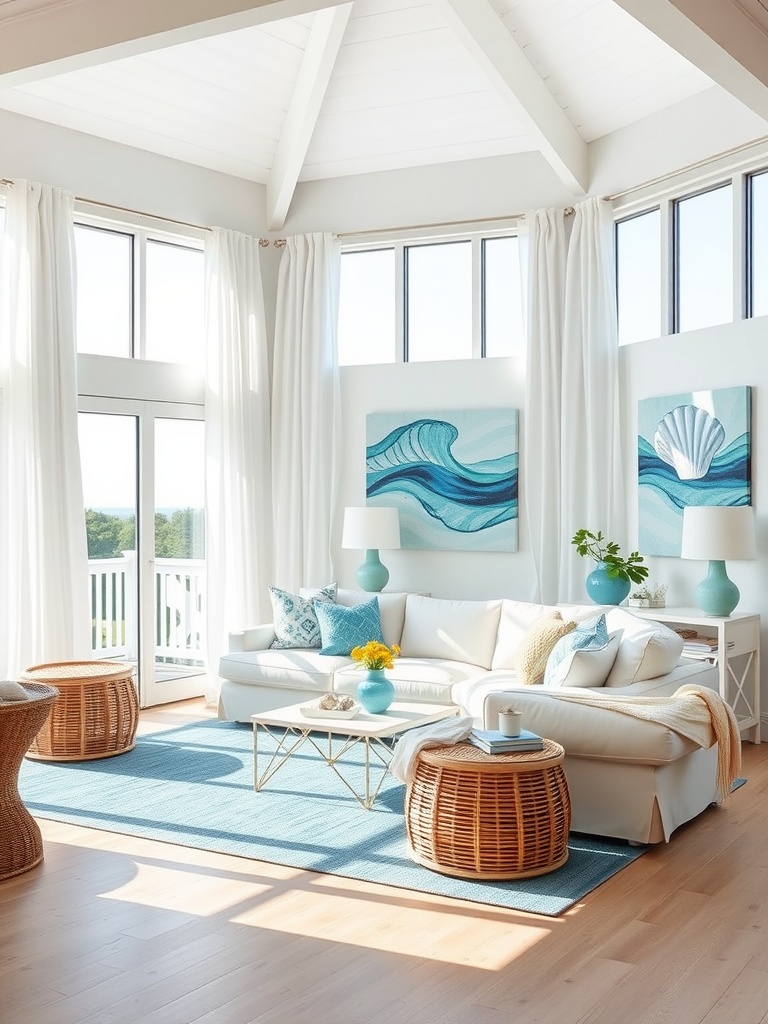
[366,409,519,551]
[638,385,751,556]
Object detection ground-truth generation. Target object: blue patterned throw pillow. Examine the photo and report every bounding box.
[314,597,384,656]
[269,583,337,649]
[544,614,612,687]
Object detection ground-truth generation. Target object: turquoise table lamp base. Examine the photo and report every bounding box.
[356,549,389,593]
[695,560,739,617]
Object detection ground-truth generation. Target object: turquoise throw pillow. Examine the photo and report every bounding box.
[544,614,609,686]
[314,598,384,656]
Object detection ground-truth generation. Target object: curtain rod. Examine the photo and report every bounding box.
[0,178,286,246]
[605,134,768,202]
[338,207,581,240]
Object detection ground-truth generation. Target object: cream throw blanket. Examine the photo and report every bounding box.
[544,684,742,801]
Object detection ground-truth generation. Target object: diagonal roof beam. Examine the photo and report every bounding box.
[612,0,768,120]
[0,0,354,87]
[432,0,588,194]
[266,3,352,230]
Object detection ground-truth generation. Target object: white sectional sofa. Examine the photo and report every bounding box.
[219,589,723,843]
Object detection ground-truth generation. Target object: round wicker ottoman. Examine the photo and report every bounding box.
[0,683,59,879]
[405,739,571,880]
[21,661,138,762]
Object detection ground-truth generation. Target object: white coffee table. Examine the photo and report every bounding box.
[251,700,458,810]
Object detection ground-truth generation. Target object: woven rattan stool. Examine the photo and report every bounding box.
[0,682,59,879]
[21,661,138,762]
[405,739,571,880]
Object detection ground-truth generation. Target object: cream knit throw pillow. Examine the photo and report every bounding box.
[515,611,576,685]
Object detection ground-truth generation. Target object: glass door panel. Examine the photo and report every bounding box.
[79,399,206,708]
[151,418,206,698]
[79,410,139,671]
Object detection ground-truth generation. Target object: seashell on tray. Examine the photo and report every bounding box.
[317,693,356,711]
[652,405,725,480]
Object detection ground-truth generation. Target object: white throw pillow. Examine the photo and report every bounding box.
[544,630,622,688]
[399,594,502,669]
[603,608,684,686]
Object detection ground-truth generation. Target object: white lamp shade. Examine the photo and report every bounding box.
[342,506,401,550]
[680,506,756,561]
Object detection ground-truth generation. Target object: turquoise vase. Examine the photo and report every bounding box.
[356,669,395,714]
[585,561,631,606]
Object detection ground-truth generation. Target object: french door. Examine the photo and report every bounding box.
[78,397,206,707]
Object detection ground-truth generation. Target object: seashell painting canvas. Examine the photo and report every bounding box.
[638,386,751,556]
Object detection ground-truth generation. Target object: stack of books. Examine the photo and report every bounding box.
[468,727,544,754]
[675,631,733,658]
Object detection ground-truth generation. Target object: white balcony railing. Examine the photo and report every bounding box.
[89,552,205,665]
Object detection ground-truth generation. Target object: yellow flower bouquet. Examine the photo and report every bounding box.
[350,640,400,671]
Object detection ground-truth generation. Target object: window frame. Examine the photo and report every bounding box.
[612,147,768,344]
[73,203,206,364]
[340,222,522,366]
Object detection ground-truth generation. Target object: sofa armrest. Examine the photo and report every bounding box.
[229,623,276,652]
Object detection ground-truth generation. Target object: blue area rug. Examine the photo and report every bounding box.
[19,719,649,917]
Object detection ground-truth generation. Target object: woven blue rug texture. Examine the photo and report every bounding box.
[19,719,648,917]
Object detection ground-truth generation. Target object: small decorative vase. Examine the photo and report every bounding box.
[585,561,631,606]
[356,669,395,714]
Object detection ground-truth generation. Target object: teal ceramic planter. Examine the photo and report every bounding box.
[585,562,631,606]
[356,669,395,714]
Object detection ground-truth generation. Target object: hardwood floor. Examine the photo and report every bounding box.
[3,700,768,1024]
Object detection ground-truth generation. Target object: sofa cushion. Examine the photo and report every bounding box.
[515,611,576,685]
[269,582,337,649]
[334,658,484,705]
[603,609,684,687]
[218,648,352,691]
[399,594,502,669]
[544,629,622,689]
[314,597,384,656]
[336,590,407,648]
[492,600,610,670]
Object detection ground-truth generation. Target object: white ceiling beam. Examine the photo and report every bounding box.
[0,0,353,86]
[612,0,768,121]
[432,0,588,194]
[266,3,352,230]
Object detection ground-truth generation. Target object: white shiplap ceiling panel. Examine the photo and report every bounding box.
[0,0,757,225]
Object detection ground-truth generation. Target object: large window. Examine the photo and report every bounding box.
[75,225,133,357]
[406,241,472,362]
[674,183,733,333]
[614,159,768,343]
[615,209,661,345]
[74,217,204,365]
[749,170,768,318]
[339,229,523,365]
[482,236,523,358]
[338,248,396,365]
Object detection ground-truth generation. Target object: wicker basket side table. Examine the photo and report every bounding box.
[0,682,59,880]
[21,661,138,762]
[405,739,571,880]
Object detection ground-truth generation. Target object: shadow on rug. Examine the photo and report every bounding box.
[19,719,655,917]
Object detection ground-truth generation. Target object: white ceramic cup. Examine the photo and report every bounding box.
[498,710,522,737]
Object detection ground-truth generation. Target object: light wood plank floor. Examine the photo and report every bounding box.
[2,699,768,1024]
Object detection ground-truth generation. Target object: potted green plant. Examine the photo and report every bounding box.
[571,529,648,605]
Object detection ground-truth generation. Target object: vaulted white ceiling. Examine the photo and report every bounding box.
[1,0,767,228]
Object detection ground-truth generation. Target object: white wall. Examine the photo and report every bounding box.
[621,317,768,700]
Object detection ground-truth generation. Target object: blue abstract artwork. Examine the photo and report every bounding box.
[638,386,751,556]
[366,409,518,551]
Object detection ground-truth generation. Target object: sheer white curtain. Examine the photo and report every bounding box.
[0,180,90,678]
[204,227,272,705]
[272,232,341,591]
[523,198,624,604]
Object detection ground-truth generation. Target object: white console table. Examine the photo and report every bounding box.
[634,607,761,743]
